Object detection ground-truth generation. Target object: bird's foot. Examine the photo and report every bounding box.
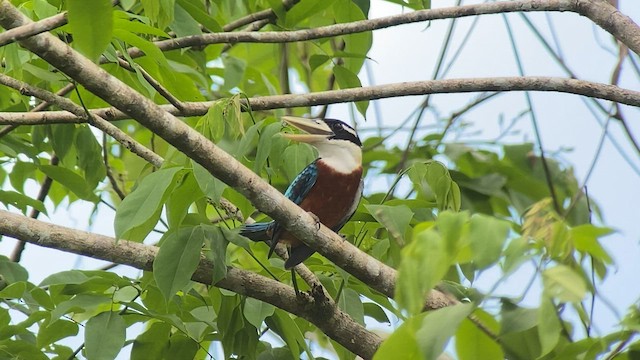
[307,212,321,231]
[291,268,302,298]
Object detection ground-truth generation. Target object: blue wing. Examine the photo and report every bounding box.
[239,160,319,245]
[283,160,319,205]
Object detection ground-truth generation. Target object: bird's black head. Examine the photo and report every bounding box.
[322,118,362,147]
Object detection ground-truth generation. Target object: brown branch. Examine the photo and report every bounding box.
[117,0,640,59]
[0,209,381,359]
[0,12,67,47]
[1,76,640,125]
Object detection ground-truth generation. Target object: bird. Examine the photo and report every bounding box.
[240,116,363,270]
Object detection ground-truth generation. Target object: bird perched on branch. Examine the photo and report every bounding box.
[240,116,363,269]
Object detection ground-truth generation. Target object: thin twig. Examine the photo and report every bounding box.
[115,58,185,111]
[4,76,638,125]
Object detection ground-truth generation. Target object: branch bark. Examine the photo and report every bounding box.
[0,210,381,359]
[1,76,639,125]
[0,12,66,47]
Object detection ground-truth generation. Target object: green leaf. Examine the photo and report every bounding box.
[141,0,175,28]
[113,14,170,38]
[131,321,171,360]
[113,28,169,68]
[571,224,613,263]
[254,121,283,173]
[266,310,306,359]
[75,125,106,189]
[222,56,247,92]
[244,297,275,329]
[166,171,204,227]
[165,333,199,360]
[500,302,538,334]
[48,124,76,163]
[39,165,100,202]
[542,265,587,303]
[333,65,368,117]
[396,228,451,315]
[192,160,227,204]
[408,161,460,211]
[365,204,413,246]
[201,225,230,284]
[436,210,469,256]
[85,312,126,360]
[282,144,315,182]
[375,303,473,359]
[338,288,365,326]
[0,282,26,298]
[37,319,79,348]
[153,226,204,302]
[114,167,183,241]
[0,257,28,284]
[285,0,336,26]
[538,296,562,356]
[67,0,113,62]
[0,190,46,215]
[9,161,36,193]
[363,302,390,324]
[175,0,222,32]
[309,54,331,72]
[456,310,503,360]
[170,3,202,37]
[49,294,112,322]
[467,214,510,269]
[33,0,58,19]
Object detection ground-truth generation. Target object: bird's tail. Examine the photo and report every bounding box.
[239,222,272,242]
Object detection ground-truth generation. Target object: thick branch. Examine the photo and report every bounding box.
[573,0,640,55]
[121,0,640,58]
[0,210,380,359]
[1,76,639,125]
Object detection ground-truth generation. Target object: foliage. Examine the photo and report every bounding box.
[0,0,638,359]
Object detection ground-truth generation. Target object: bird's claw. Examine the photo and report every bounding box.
[308,212,321,231]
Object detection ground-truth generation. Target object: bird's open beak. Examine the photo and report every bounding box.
[281,116,333,143]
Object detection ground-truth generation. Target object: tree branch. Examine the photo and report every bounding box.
[1,76,639,125]
[0,209,381,359]
[0,12,67,47]
[119,0,640,59]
